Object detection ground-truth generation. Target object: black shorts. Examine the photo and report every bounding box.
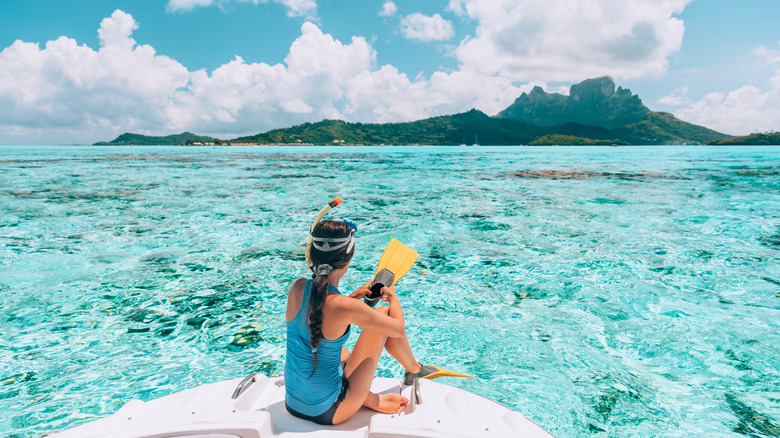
[285,375,350,425]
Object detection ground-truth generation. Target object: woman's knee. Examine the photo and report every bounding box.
[374,305,390,315]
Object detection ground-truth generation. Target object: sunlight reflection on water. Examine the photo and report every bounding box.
[1,145,779,437]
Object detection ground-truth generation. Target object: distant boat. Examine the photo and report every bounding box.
[461,134,479,146]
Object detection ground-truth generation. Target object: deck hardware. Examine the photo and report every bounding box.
[232,372,257,399]
[413,377,422,404]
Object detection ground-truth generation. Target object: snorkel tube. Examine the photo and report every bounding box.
[305,197,343,267]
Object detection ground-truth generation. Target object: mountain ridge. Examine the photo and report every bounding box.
[94,131,218,146]
[708,132,780,145]
[497,77,650,129]
[95,77,735,146]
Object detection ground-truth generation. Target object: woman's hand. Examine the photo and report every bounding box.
[380,285,397,302]
[349,281,372,300]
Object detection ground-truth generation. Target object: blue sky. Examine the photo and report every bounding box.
[0,0,778,144]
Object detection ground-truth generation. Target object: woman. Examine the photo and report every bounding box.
[284,219,425,425]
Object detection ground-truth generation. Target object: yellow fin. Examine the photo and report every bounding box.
[420,365,475,380]
[375,238,419,285]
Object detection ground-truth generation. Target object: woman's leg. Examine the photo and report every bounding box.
[332,306,409,424]
[384,332,422,374]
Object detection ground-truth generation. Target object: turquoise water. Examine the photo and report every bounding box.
[1,145,779,437]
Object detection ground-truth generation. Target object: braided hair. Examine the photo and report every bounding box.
[307,220,354,376]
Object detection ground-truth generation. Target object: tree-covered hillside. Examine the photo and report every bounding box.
[231,110,544,145]
[95,132,218,146]
[497,76,730,144]
[708,132,780,145]
[95,77,736,146]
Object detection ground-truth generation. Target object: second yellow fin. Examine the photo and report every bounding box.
[403,364,475,385]
[419,365,475,381]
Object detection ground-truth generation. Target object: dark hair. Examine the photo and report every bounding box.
[307,220,354,376]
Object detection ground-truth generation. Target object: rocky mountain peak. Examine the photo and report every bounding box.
[497,76,650,129]
[570,76,616,102]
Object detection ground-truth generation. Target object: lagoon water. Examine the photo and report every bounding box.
[1,145,779,437]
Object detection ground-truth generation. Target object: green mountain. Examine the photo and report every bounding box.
[232,109,544,145]
[613,112,732,145]
[94,132,218,145]
[529,135,629,146]
[95,77,735,146]
[708,132,780,145]
[498,77,649,129]
[497,76,730,144]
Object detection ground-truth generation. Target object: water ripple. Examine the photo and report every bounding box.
[1,145,778,437]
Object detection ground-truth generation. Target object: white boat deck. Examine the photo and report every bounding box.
[50,374,554,438]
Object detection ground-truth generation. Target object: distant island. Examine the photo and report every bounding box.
[707,132,780,145]
[94,132,219,146]
[96,76,770,146]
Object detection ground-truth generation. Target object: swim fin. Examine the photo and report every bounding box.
[403,364,475,385]
[374,238,419,285]
[364,238,419,306]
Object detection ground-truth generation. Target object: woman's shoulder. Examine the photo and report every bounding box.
[290,277,308,292]
[286,277,310,322]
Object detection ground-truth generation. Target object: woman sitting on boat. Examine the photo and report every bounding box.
[284,218,426,425]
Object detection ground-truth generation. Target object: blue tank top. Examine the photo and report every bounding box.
[284,280,351,416]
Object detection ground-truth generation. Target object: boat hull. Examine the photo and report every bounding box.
[49,374,554,438]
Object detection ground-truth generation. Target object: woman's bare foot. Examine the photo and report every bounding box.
[363,392,409,414]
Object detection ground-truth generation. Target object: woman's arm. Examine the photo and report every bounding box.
[348,281,371,299]
[332,287,405,338]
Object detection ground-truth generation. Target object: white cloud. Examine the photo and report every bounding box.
[7,5,737,145]
[0,12,373,143]
[167,0,317,19]
[658,86,689,106]
[379,1,397,17]
[447,0,691,82]
[2,11,517,144]
[171,22,375,134]
[344,67,520,122]
[98,9,139,49]
[753,41,780,64]
[673,83,779,136]
[446,0,465,15]
[666,43,780,136]
[0,10,190,143]
[400,13,455,42]
[673,78,780,136]
[276,0,317,18]
[167,0,214,12]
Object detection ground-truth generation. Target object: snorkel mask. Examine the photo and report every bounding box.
[305,197,357,267]
[311,219,356,253]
